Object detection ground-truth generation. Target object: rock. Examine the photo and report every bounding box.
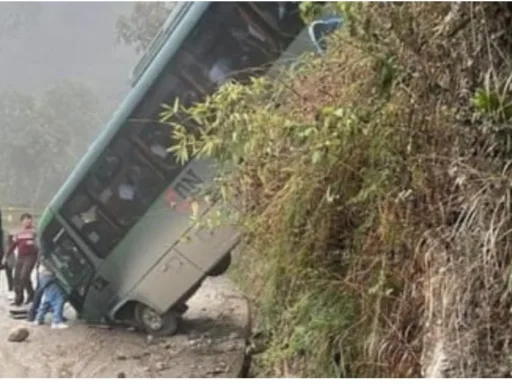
[146,335,154,344]
[131,351,150,360]
[207,366,228,375]
[117,372,126,378]
[87,324,112,330]
[116,354,127,361]
[155,362,168,371]
[8,327,29,342]
[58,367,73,378]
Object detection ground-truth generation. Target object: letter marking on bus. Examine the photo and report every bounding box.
[165,169,203,212]
[174,169,203,200]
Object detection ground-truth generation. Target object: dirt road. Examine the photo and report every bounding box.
[0,276,250,378]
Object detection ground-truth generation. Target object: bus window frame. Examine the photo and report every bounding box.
[85,145,168,231]
[61,188,123,259]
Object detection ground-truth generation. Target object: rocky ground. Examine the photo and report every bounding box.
[0,276,250,378]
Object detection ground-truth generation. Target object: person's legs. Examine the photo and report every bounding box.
[49,287,67,329]
[5,264,13,292]
[35,295,50,325]
[27,280,44,322]
[12,257,25,306]
[22,256,36,304]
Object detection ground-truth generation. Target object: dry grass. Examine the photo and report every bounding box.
[172,2,512,377]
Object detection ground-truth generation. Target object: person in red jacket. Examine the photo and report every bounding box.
[5,213,38,306]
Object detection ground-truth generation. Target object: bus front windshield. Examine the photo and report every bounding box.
[42,222,95,297]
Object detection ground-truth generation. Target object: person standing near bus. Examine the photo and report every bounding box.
[5,213,38,307]
[33,263,68,329]
[3,234,15,295]
[0,209,4,289]
[0,209,13,297]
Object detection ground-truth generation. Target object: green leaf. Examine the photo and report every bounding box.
[173,97,180,113]
[312,151,323,164]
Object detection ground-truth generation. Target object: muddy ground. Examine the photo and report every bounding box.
[0,276,250,378]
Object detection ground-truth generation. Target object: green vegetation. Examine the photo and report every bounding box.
[165,2,512,378]
[116,2,175,54]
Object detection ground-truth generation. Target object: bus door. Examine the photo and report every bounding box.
[40,217,101,317]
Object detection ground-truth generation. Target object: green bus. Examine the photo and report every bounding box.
[37,1,341,335]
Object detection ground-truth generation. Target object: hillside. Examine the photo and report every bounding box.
[169,2,512,377]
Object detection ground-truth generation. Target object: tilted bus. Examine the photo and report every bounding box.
[37,1,341,335]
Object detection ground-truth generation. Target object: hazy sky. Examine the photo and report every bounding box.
[0,2,144,208]
[0,2,139,103]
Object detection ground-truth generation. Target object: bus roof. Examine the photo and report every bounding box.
[45,1,209,212]
[129,2,192,87]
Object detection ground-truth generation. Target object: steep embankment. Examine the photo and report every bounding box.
[169,3,512,377]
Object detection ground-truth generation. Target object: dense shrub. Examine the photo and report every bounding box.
[164,2,512,377]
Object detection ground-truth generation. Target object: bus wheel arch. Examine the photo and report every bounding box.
[134,302,180,336]
[208,252,232,277]
[113,300,139,322]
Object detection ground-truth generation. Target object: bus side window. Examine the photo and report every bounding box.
[86,137,132,209]
[95,153,121,184]
[246,2,305,42]
[61,189,120,258]
[129,71,197,180]
[108,152,167,227]
[81,132,168,237]
[179,3,295,88]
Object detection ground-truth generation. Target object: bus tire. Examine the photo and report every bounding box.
[208,253,232,277]
[134,303,180,336]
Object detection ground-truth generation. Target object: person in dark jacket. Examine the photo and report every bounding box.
[0,209,3,270]
[0,208,2,255]
[0,209,14,293]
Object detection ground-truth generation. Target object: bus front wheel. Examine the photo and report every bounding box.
[134,303,180,336]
